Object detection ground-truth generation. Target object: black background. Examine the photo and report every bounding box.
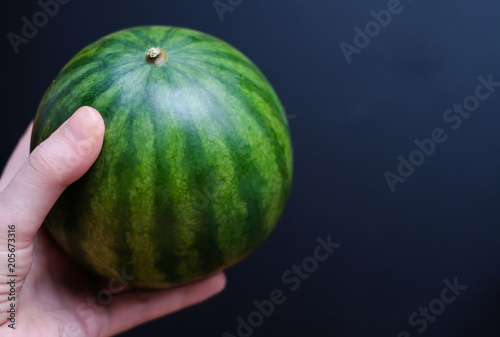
[2,0,500,336]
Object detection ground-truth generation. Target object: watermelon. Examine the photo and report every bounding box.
[30,26,293,288]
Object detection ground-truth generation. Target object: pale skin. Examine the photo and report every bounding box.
[0,106,226,336]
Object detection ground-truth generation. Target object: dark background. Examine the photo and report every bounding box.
[2,0,500,336]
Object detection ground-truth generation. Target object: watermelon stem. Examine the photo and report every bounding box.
[145,47,168,66]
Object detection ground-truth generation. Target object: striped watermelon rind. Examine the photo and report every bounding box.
[31,26,292,288]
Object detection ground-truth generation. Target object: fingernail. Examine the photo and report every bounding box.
[65,107,98,143]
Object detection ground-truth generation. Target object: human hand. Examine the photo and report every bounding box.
[0,106,226,336]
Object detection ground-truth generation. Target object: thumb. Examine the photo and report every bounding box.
[0,106,105,244]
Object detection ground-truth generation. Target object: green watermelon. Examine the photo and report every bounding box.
[30,26,293,288]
